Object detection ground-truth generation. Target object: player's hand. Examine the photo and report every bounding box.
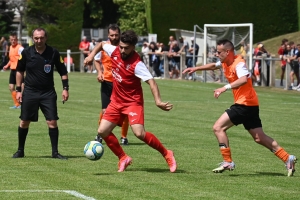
[182,68,195,75]
[84,55,93,66]
[97,73,104,82]
[213,87,226,99]
[3,65,8,70]
[156,101,173,111]
[16,92,22,103]
[62,90,69,103]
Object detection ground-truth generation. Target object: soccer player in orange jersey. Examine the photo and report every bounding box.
[183,39,297,177]
[3,32,24,109]
[94,24,129,145]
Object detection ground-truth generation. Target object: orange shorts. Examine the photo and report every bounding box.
[103,102,144,126]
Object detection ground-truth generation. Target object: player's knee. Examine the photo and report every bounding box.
[20,120,30,128]
[133,131,144,140]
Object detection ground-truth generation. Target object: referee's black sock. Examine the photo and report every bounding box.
[49,127,59,155]
[18,126,29,151]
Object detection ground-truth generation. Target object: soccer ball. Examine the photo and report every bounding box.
[83,141,104,161]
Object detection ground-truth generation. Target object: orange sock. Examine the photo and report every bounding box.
[11,91,20,107]
[274,147,289,163]
[220,147,232,162]
[121,117,129,138]
[98,112,103,125]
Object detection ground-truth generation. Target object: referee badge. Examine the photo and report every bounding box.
[44,64,51,73]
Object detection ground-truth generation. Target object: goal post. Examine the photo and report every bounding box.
[203,23,253,70]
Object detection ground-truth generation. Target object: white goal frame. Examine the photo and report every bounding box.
[203,23,253,70]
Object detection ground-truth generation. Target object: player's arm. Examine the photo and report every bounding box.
[146,79,173,111]
[182,61,221,74]
[213,62,249,98]
[54,50,69,102]
[84,42,105,66]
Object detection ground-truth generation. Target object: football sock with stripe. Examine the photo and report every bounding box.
[274,147,289,163]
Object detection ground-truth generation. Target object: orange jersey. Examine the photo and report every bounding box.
[101,51,114,82]
[9,44,23,70]
[222,55,259,106]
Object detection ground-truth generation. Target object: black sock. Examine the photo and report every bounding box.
[18,126,29,151]
[49,127,59,154]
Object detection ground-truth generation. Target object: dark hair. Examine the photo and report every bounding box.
[120,30,138,46]
[31,27,48,37]
[10,31,17,37]
[108,24,121,34]
[217,39,234,51]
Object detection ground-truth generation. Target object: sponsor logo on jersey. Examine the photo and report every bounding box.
[129,112,137,116]
[126,64,130,70]
[114,57,117,60]
[44,64,51,73]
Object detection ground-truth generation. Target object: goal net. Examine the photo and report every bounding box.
[198,23,253,82]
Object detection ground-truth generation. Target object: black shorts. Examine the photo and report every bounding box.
[20,87,58,122]
[101,81,113,109]
[225,104,262,130]
[9,70,17,84]
[291,61,299,73]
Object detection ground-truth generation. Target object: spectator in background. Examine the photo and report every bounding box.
[186,37,199,80]
[0,36,8,71]
[286,42,300,90]
[89,39,97,73]
[141,42,149,66]
[148,42,161,78]
[178,36,189,55]
[157,42,169,76]
[79,36,91,73]
[168,42,180,79]
[278,39,288,86]
[252,44,270,86]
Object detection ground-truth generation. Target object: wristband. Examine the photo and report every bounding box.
[62,79,69,90]
[16,86,22,93]
[224,84,231,90]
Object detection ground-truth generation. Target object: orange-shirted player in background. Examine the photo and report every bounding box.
[183,39,297,177]
[93,24,129,145]
[3,32,24,109]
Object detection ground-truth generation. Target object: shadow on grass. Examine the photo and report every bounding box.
[129,167,186,173]
[227,172,285,177]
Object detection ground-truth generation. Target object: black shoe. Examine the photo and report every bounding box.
[52,152,68,160]
[120,137,129,145]
[95,135,103,144]
[12,150,24,158]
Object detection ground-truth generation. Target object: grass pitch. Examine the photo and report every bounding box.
[0,72,299,200]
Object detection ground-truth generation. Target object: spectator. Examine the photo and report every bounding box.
[290,43,300,90]
[0,36,8,71]
[141,42,149,66]
[252,44,270,86]
[178,36,189,55]
[168,42,180,79]
[79,36,91,73]
[186,37,199,80]
[278,39,288,86]
[148,42,161,78]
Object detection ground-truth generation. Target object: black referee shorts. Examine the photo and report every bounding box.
[20,87,59,122]
[225,104,262,130]
[9,70,17,84]
[101,81,113,109]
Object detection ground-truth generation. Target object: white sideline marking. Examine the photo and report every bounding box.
[0,190,96,200]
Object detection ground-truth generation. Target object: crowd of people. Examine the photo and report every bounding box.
[140,35,199,80]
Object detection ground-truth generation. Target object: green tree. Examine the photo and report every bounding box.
[25,0,84,51]
[0,1,16,38]
[113,0,147,35]
[83,0,119,28]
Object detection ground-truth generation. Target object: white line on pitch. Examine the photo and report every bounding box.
[0,190,96,200]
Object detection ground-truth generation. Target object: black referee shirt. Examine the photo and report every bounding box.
[16,44,68,90]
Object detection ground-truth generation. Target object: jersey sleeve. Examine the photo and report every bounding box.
[54,50,68,76]
[18,47,24,55]
[236,62,250,78]
[16,49,27,72]
[103,44,116,57]
[94,52,102,61]
[134,61,153,81]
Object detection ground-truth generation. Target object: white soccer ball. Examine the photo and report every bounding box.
[84,141,104,161]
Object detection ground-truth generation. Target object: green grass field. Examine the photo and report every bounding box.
[0,72,299,200]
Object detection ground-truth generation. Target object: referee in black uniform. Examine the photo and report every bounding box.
[13,27,69,159]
